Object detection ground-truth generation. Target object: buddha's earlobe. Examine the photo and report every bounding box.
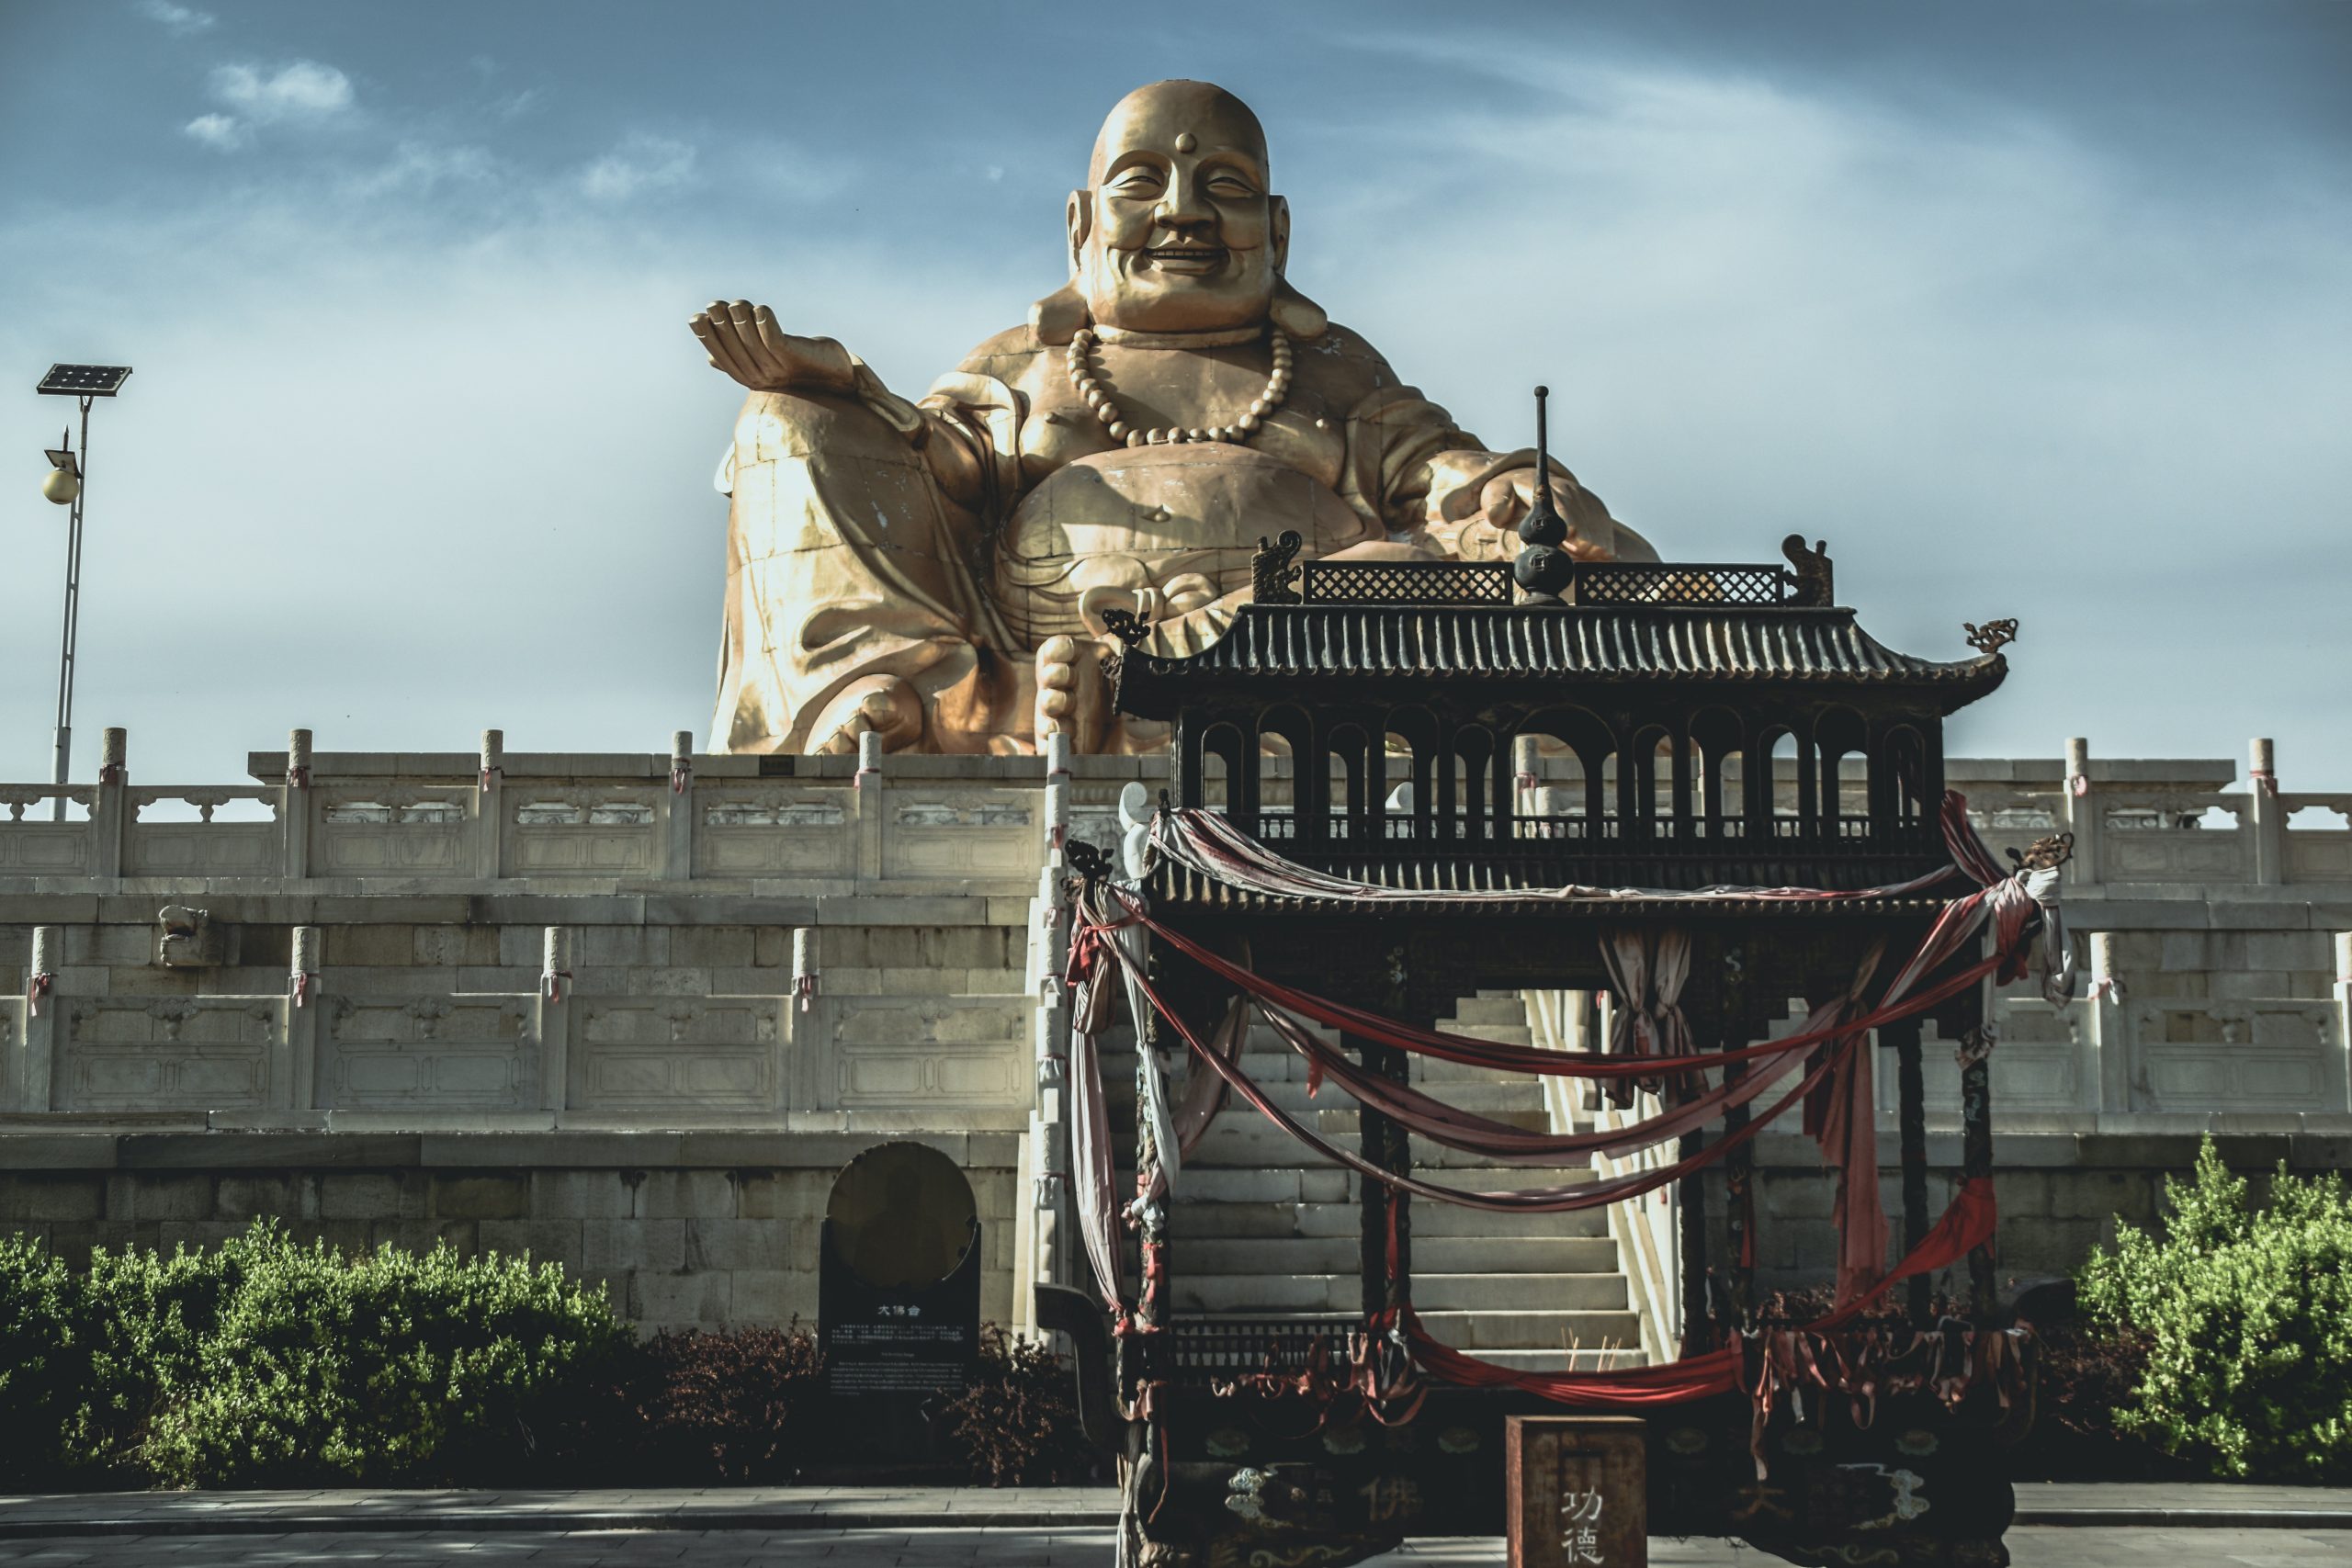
[1266,197,1323,338]
[1271,280,1328,341]
[1035,189,1094,345]
[1065,189,1092,274]
[1031,281,1090,345]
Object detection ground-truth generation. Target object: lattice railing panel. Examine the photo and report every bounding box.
[1571,563,1797,606]
[1299,559,1513,606]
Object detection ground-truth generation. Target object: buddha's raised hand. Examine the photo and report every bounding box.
[689,300,860,396]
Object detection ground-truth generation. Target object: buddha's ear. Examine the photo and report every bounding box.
[1033,189,1094,345]
[1266,197,1326,340]
[1065,188,1092,273]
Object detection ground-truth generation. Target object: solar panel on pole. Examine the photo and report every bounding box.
[36,365,132,397]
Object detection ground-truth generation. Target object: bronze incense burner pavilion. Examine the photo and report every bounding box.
[1046,445,2068,1564]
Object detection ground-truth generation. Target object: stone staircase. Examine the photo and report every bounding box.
[1114,990,1645,1371]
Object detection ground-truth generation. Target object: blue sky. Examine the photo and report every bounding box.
[2,1,2346,787]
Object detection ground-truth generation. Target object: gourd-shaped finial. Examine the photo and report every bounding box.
[1512,386,1573,604]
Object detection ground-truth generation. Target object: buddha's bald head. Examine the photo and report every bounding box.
[1066,80,1287,334]
[1088,81,1268,189]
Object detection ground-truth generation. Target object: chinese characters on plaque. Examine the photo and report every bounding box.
[1506,1415,1645,1568]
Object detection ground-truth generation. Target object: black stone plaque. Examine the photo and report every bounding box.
[819,1141,982,1411]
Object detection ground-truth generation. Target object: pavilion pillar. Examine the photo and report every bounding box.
[1718,944,1758,1327]
[1358,942,1414,1318]
[1957,946,1999,1322]
[1675,961,1720,1352]
[1882,1013,1932,1327]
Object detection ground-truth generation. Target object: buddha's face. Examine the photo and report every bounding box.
[1070,82,1287,333]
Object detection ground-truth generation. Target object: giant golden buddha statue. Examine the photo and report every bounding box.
[693,80,1656,756]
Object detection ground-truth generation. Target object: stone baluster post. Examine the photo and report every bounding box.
[538,926,571,1116]
[2089,931,2128,1116]
[20,926,61,1113]
[94,727,127,877]
[664,730,695,881]
[283,728,312,878]
[2332,933,2351,1116]
[1030,730,1075,1303]
[476,728,505,880]
[854,730,885,881]
[2249,737,2284,886]
[286,926,322,1112]
[2061,736,2098,886]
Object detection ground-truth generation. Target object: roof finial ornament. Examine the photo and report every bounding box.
[1781,535,1835,607]
[1963,618,2018,655]
[1511,386,1573,605]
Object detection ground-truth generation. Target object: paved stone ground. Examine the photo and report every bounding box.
[3,1529,2352,1565]
[1,1487,2347,1565]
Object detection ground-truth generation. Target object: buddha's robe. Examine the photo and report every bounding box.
[709,321,1652,754]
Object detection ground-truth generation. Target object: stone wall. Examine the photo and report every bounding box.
[1708,1129,2352,1295]
[0,732,2346,1341]
[0,1130,1021,1333]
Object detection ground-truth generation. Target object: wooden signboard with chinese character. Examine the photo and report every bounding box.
[1506,1415,1646,1568]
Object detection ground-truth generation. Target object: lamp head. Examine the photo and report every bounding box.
[40,435,78,504]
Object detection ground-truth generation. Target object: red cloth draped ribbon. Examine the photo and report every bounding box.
[1102,931,1855,1214]
[1380,1177,1996,1409]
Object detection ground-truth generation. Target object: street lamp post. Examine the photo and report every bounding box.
[35,364,131,823]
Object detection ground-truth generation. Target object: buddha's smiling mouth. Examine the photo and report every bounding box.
[1142,245,1229,276]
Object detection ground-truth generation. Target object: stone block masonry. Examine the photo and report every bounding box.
[0,735,2346,1342]
[0,1131,1021,1336]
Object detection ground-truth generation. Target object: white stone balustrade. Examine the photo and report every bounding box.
[0,734,2344,1136]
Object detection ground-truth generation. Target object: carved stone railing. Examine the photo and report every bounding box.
[0,731,1102,891]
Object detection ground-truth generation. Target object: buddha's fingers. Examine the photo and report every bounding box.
[725,299,788,388]
[695,305,763,388]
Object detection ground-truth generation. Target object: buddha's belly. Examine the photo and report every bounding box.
[993,446,1376,646]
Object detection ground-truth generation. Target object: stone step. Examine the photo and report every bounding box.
[1449,1348,1649,1373]
[1410,1057,1544,1086]
[1164,1201,1609,1241]
[1184,1123,1562,1169]
[1442,994,1533,1025]
[1408,1308,1645,1354]
[1170,1269,1629,1316]
[1166,1235,1621,1276]
[1427,1021,1535,1047]
[1409,1271,1629,1313]
[1211,1078,1548,1117]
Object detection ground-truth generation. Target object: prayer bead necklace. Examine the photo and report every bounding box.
[1065,324,1293,447]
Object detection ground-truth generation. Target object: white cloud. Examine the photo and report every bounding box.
[137,0,215,34]
[209,60,354,121]
[182,113,247,151]
[580,133,698,200]
[346,141,502,197]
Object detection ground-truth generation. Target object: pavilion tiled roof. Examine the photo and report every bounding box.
[1116,603,2005,717]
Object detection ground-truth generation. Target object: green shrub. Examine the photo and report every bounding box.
[0,1235,80,1482]
[0,1223,630,1488]
[2078,1138,2352,1483]
[137,1224,631,1487]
